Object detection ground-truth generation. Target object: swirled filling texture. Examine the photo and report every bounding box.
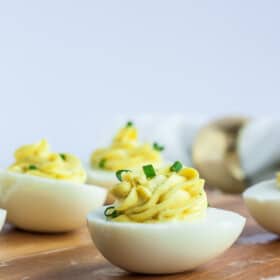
[8,139,86,183]
[110,166,207,223]
[91,125,162,171]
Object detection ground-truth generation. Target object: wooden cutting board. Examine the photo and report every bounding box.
[1,190,280,280]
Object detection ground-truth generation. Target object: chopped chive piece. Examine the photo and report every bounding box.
[126,121,133,127]
[153,142,165,152]
[170,161,183,172]
[59,153,66,161]
[104,206,119,218]
[28,164,37,170]
[142,164,156,179]
[116,169,131,181]
[99,158,106,169]
[208,202,210,207]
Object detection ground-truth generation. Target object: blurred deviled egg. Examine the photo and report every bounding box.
[87,121,164,189]
[0,139,107,233]
[88,162,245,274]
[0,209,6,231]
[243,172,280,234]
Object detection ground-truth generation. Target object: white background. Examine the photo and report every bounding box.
[0,1,279,164]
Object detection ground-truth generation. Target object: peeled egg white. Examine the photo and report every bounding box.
[86,165,118,189]
[87,206,245,274]
[243,179,280,234]
[0,209,6,231]
[0,170,107,233]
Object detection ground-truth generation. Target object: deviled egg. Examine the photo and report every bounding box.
[0,139,107,233]
[87,121,164,189]
[87,162,245,274]
[243,173,280,234]
[0,209,6,231]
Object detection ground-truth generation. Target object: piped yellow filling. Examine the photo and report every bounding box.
[108,165,207,223]
[91,123,162,171]
[276,172,280,186]
[8,139,86,184]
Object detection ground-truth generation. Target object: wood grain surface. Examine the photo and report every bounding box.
[1,190,280,280]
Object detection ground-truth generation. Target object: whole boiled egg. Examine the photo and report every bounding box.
[0,140,107,233]
[0,209,6,231]
[243,176,280,234]
[87,121,165,190]
[87,162,245,274]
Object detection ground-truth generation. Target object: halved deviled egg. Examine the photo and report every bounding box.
[87,121,165,189]
[0,139,107,233]
[0,209,7,231]
[87,162,245,274]
[243,174,280,234]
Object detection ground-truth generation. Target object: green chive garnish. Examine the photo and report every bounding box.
[99,158,106,169]
[104,206,119,218]
[28,165,37,170]
[208,202,210,207]
[59,153,66,161]
[142,164,156,179]
[126,121,133,127]
[170,161,183,172]
[116,169,131,181]
[153,142,165,152]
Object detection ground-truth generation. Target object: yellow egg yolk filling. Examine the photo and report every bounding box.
[107,164,207,223]
[8,139,86,184]
[276,172,280,186]
[91,123,162,171]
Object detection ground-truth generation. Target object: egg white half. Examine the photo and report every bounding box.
[0,208,6,231]
[87,206,245,274]
[0,170,107,233]
[86,164,118,189]
[243,179,280,234]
